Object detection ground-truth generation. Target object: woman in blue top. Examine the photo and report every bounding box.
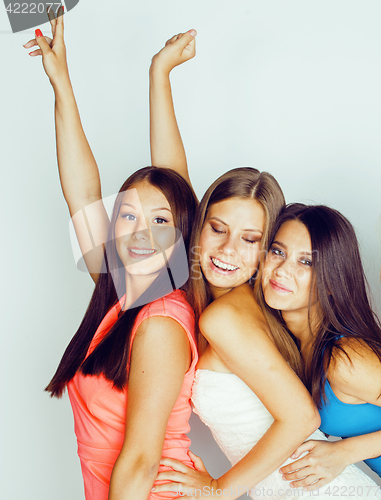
[261,203,381,488]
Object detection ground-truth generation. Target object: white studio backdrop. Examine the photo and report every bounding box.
[1,0,380,498]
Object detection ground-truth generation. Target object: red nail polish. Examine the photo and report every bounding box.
[35,29,43,37]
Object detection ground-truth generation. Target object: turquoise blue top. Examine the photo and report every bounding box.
[319,379,381,476]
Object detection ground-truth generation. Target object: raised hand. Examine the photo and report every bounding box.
[23,6,68,87]
[279,439,348,491]
[150,30,197,76]
[152,450,218,498]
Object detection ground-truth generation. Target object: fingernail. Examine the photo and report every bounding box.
[282,475,286,480]
[189,29,197,36]
[291,453,296,458]
[35,29,43,37]
[151,487,155,492]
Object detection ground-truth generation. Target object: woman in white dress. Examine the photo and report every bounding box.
[148,32,381,500]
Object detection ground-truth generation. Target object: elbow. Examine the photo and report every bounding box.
[303,404,321,435]
[115,450,160,479]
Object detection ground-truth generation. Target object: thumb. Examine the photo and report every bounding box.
[291,440,315,459]
[188,450,206,472]
[34,29,51,56]
[176,29,197,49]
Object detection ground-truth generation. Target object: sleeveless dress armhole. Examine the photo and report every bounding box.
[127,290,197,374]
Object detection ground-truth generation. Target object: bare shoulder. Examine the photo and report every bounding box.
[200,284,268,343]
[134,315,190,350]
[329,337,381,403]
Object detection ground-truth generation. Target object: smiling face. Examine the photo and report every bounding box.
[198,197,265,298]
[114,181,177,277]
[262,219,314,314]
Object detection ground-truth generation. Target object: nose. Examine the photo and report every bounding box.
[219,234,237,257]
[131,217,150,242]
[274,258,295,279]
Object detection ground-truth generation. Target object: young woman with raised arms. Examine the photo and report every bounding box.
[148,31,381,499]
[24,11,199,500]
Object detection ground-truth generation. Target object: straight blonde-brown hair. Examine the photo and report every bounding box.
[187,167,287,355]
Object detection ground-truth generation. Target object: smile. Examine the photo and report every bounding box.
[211,257,239,272]
[128,247,157,259]
[269,279,292,293]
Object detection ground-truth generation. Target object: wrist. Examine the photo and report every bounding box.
[333,439,355,467]
[149,59,172,80]
[51,73,73,95]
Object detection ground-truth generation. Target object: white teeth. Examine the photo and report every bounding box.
[130,248,155,255]
[211,257,239,271]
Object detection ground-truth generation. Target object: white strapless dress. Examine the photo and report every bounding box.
[192,369,381,500]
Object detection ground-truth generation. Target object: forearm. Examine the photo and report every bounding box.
[337,430,381,465]
[149,65,189,183]
[53,76,102,214]
[217,418,319,499]
[109,453,159,500]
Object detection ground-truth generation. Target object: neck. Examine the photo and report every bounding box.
[282,307,319,361]
[210,284,233,301]
[123,271,160,311]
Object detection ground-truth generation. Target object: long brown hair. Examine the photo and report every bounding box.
[260,203,381,406]
[187,167,285,354]
[46,167,197,397]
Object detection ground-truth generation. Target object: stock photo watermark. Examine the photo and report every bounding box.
[170,484,381,497]
[2,0,79,32]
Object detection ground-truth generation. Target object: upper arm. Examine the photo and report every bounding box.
[70,197,110,284]
[120,316,191,460]
[330,339,381,405]
[200,302,319,425]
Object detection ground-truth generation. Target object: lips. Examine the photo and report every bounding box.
[128,247,157,259]
[269,279,292,293]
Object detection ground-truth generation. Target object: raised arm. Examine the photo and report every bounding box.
[24,9,109,283]
[149,31,196,187]
[108,315,191,500]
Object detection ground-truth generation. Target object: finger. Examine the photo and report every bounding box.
[54,6,64,42]
[188,450,207,472]
[25,36,53,49]
[174,30,196,51]
[34,29,52,56]
[152,481,182,493]
[28,49,43,57]
[290,441,316,459]
[165,34,180,46]
[156,471,185,482]
[302,478,330,492]
[159,457,190,473]
[282,468,310,481]
[280,456,310,474]
[47,5,57,37]
[23,38,37,48]
[290,475,320,489]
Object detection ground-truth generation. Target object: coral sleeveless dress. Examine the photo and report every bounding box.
[67,289,197,500]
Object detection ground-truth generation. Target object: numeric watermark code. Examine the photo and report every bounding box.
[2,0,80,33]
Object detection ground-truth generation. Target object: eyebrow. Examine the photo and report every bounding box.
[209,216,263,234]
[121,203,171,213]
[272,240,312,256]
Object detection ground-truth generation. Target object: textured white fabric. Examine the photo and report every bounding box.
[192,369,381,500]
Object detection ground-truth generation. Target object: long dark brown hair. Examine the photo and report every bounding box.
[260,203,381,406]
[187,167,286,354]
[46,167,197,397]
